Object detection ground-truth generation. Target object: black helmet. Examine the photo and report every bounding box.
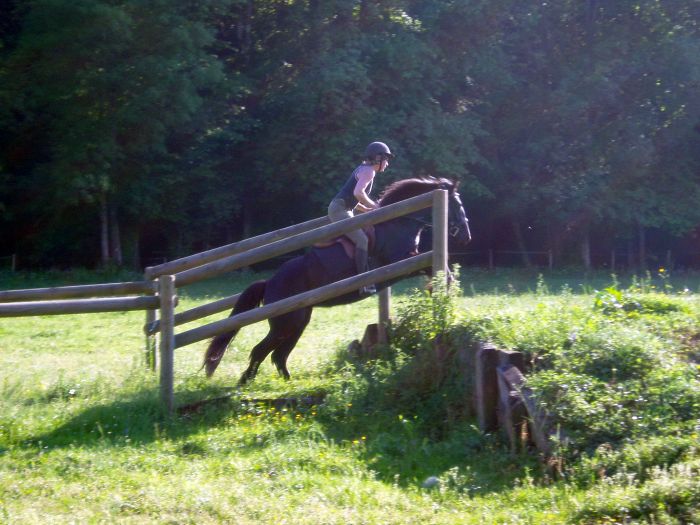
[364,141,394,161]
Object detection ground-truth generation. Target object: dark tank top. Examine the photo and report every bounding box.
[334,165,373,211]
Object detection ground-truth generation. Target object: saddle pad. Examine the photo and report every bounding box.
[314,225,375,260]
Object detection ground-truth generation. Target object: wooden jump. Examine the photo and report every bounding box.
[0,281,154,302]
[172,192,435,287]
[145,216,331,278]
[173,252,433,349]
[0,190,449,414]
[144,292,242,336]
[0,296,161,317]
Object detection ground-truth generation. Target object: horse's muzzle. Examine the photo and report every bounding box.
[451,225,471,246]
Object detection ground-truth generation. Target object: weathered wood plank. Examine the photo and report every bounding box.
[0,281,155,302]
[147,216,331,277]
[0,296,161,317]
[159,276,176,415]
[432,190,449,280]
[496,364,528,453]
[145,293,242,335]
[174,252,432,349]
[173,192,434,287]
[475,342,500,432]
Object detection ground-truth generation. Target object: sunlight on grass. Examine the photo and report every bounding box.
[2,268,700,523]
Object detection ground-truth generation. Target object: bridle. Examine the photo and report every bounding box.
[394,195,465,238]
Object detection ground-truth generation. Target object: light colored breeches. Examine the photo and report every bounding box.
[328,198,368,251]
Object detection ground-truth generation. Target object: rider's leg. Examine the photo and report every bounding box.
[328,200,375,296]
[346,230,375,296]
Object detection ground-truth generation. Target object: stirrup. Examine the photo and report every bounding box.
[359,284,377,297]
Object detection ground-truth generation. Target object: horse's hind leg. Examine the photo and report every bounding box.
[239,331,278,386]
[271,309,312,380]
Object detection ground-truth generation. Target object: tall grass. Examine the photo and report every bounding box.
[1,268,700,523]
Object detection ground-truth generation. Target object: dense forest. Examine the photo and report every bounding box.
[1,0,699,271]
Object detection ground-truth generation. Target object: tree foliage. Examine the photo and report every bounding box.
[1,0,699,268]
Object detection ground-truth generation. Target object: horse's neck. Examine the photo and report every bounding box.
[374,218,425,264]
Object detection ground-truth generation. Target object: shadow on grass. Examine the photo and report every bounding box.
[309,343,544,495]
[19,385,241,450]
[17,357,542,497]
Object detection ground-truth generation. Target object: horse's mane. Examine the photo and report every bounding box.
[378,176,456,207]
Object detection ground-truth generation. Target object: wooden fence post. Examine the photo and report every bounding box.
[378,287,391,344]
[144,267,157,371]
[158,275,176,414]
[475,342,500,432]
[432,189,448,281]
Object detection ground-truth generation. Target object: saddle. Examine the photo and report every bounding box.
[314,225,376,260]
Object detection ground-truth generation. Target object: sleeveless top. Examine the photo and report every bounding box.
[333,165,374,211]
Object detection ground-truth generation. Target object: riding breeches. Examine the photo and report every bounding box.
[328,198,368,251]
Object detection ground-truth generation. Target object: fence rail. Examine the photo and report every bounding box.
[173,252,433,349]
[171,192,434,288]
[145,292,241,336]
[0,281,154,302]
[146,216,331,278]
[0,190,449,413]
[0,296,161,317]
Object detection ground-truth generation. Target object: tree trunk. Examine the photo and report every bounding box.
[242,201,253,240]
[627,238,635,270]
[109,202,123,266]
[512,221,532,267]
[638,222,646,270]
[126,228,141,270]
[99,192,110,266]
[581,228,591,270]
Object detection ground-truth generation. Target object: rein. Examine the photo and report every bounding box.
[389,212,461,237]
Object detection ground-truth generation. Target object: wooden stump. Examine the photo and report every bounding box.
[475,342,500,432]
[361,323,380,358]
[496,365,529,453]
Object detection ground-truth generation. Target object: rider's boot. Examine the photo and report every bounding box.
[355,248,376,297]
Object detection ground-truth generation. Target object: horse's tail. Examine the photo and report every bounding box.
[203,280,267,377]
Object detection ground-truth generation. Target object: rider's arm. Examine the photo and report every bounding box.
[353,167,377,209]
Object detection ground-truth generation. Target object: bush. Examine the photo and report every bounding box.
[573,459,700,524]
[456,276,700,473]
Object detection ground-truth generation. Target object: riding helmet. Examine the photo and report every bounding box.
[364,141,394,161]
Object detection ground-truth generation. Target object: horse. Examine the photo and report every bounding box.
[203,176,471,385]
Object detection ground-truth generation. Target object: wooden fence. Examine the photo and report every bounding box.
[468,341,556,456]
[0,190,450,413]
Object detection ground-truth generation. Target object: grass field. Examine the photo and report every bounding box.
[1,267,699,524]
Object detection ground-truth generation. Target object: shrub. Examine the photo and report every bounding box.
[573,460,700,524]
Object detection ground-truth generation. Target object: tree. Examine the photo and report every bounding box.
[1,0,241,267]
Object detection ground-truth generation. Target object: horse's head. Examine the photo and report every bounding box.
[379,175,471,247]
[445,183,472,247]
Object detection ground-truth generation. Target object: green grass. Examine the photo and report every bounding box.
[1,268,700,523]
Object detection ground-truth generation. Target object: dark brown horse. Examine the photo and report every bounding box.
[203,177,471,384]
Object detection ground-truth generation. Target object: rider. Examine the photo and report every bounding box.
[328,141,394,297]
